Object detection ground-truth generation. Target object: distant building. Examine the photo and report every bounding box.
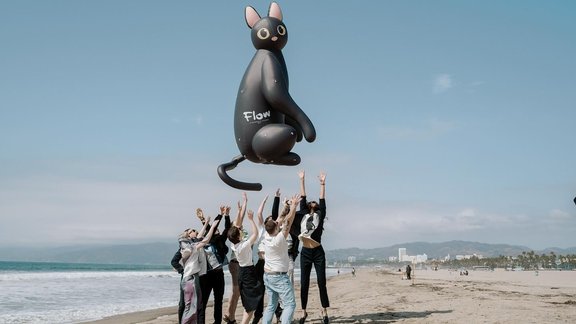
[455,254,484,261]
[398,248,407,261]
[416,254,428,263]
[348,256,356,263]
[397,248,428,263]
[388,256,398,262]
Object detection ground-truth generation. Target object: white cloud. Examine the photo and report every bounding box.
[2,154,574,251]
[320,199,558,249]
[547,209,573,221]
[433,74,453,94]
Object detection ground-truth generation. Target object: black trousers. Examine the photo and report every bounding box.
[253,258,265,319]
[178,274,185,323]
[199,268,225,324]
[300,245,330,309]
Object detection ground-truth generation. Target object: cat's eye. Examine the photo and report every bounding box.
[257,28,270,40]
[277,25,286,36]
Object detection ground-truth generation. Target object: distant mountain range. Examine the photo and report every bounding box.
[1,240,575,265]
[0,242,179,266]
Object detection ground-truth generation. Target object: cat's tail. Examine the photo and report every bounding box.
[217,155,263,191]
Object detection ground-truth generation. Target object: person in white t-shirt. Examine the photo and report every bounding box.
[228,196,267,324]
[224,193,248,324]
[261,194,301,324]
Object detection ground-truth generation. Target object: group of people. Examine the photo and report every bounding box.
[172,171,330,324]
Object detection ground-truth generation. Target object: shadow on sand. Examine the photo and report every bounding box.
[327,309,453,323]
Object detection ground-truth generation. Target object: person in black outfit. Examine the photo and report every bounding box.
[171,249,185,323]
[295,171,329,324]
[198,206,232,324]
[406,264,412,280]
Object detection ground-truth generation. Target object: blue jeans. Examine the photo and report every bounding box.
[263,273,295,324]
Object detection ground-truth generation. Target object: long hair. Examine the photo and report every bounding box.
[179,228,191,240]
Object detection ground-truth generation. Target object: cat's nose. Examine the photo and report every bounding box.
[271,36,278,42]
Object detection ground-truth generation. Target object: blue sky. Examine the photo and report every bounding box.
[1,1,575,251]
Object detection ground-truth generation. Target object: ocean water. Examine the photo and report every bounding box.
[0,260,341,324]
[0,261,179,324]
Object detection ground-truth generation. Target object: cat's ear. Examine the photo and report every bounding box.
[245,6,261,29]
[268,2,283,21]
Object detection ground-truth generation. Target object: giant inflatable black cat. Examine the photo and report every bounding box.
[218,2,316,191]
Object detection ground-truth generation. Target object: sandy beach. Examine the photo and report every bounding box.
[84,267,576,323]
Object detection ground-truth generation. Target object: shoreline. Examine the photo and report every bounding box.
[81,306,178,324]
[83,267,576,323]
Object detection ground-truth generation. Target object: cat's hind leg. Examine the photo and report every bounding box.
[268,152,301,166]
[252,124,298,163]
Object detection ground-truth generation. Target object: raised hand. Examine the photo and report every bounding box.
[290,194,302,206]
[196,208,206,223]
[215,207,223,221]
[298,170,305,180]
[318,172,326,184]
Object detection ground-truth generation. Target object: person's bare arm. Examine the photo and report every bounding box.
[282,194,301,238]
[234,192,248,228]
[246,210,259,245]
[257,195,268,228]
[299,170,306,197]
[197,215,211,238]
[197,217,221,249]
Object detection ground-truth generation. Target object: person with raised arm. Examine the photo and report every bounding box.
[228,195,268,324]
[253,194,271,324]
[197,206,231,324]
[296,171,329,324]
[261,194,301,324]
[271,188,299,284]
[260,189,300,322]
[172,216,210,324]
[224,193,247,324]
[179,214,222,324]
[171,248,186,323]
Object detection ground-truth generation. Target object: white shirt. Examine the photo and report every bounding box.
[259,226,291,252]
[231,240,254,267]
[180,241,207,278]
[299,212,320,240]
[262,232,289,272]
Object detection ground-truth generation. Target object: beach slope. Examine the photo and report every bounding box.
[84,267,576,323]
